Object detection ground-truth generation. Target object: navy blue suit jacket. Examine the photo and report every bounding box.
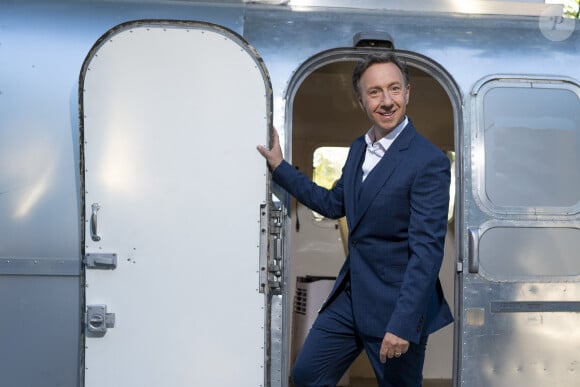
[273,121,453,344]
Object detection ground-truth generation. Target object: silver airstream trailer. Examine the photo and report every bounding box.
[0,1,578,386]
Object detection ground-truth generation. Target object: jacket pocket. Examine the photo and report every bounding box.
[380,263,406,284]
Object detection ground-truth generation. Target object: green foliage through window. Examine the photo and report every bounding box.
[565,0,580,18]
[312,147,350,189]
[547,0,580,18]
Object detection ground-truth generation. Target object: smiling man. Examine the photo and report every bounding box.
[257,53,452,387]
[356,55,410,139]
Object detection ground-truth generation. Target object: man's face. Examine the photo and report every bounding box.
[357,62,410,139]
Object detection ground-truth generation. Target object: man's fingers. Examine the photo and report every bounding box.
[256,144,270,157]
[381,348,407,363]
[380,332,410,362]
[256,127,283,170]
[380,349,387,363]
[380,343,396,363]
[271,127,279,147]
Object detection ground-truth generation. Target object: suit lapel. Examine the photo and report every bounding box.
[343,137,365,230]
[349,123,417,232]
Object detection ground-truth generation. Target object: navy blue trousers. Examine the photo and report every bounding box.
[292,283,428,387]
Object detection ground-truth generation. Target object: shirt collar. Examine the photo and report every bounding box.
[365,116,408,149]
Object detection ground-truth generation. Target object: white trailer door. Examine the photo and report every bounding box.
[81,22,271,387]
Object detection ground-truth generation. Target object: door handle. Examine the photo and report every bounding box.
[91,203,101,241]
[467,227,479,273]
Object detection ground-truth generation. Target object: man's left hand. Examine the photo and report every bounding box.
[380,332,410,363]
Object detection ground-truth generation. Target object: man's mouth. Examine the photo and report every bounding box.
[378,110,396,118]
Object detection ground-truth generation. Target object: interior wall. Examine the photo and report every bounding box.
[289,59,455,381]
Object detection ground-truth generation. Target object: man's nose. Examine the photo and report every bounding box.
[380,89,394,105]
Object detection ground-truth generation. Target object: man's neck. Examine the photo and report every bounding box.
[371,116,408,143]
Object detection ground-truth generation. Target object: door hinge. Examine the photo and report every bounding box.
[86,304,116,337]
[259,203,268,293]
[267,206,284,295]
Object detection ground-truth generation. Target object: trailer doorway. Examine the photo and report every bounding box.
[285,51,459,387]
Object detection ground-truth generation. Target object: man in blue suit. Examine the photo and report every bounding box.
[257,53,452,387]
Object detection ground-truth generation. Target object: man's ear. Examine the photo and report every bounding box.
[357,96,365,110]
[405,84,411,104]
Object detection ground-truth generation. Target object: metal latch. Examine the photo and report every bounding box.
[268,207,284,295]
[86,305,115,337]
[84,253,117,270]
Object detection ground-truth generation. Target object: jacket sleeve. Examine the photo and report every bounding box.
[385,152,450,343]
[272,160,346,219]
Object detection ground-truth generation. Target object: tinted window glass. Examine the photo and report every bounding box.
[480,226,580,279]
[483,85,580,209]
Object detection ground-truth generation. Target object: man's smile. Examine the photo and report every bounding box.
[377,109,396,118]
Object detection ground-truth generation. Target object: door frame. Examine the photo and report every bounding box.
[282,47,464,384]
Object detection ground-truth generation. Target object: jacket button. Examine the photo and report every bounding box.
[351,240,358,246]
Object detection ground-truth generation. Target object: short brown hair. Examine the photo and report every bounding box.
[352,53,409,98]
